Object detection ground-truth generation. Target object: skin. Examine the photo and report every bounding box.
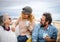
[22,13,29,19]
[4,16,11,25]
[4,15,15,32]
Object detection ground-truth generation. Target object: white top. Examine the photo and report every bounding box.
[0,26,17,42]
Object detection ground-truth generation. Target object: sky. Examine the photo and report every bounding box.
[0,0,60,20]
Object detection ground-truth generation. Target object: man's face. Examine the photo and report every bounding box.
[4,15,11,25]
[40,15,47,27]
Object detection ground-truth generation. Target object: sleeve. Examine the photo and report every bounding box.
[0,26,3,42]
[51,27,58,40]
[28,22,36,32]
[32,24,39,42]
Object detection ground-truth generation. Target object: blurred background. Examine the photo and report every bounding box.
[0,0,60,20]
[0,0,60,28]
[0,0,60,41]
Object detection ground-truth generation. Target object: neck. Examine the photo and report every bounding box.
[44,24,48,29]
[4,24,9,29]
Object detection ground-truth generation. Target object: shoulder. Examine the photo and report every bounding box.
[29,21,36,26]
[49,24,58,32]
[34,23,40,29]
[0,26,4,35]
[0,26,4,31]
[49,24,57,29]
[32,23,40,32]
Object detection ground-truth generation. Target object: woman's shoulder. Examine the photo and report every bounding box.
[0,26,4,35]
[0,26,4,31]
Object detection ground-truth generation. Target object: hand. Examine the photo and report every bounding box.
[44,36,51,42]
[11,27,15,32]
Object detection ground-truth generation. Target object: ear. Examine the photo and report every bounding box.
[4,20,6,24]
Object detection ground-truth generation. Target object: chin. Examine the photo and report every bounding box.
[8,23,11,25]
[40,25,45,27]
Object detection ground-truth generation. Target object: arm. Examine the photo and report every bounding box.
[32,24,39,42]
[11,17,21,32]
[28,21,36,32]
[45,27,58,42]
[50,28,58,42]
[15,17,21,27]
[0,26,3,42]
[45,36,57,42]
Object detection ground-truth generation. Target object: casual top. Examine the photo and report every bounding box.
[17,20,35,38]
[32,23,58,42]
[0,26,17,42]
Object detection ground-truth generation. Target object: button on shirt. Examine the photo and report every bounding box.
[32,23,58,42]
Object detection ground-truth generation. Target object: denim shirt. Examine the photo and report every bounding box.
[32,23,58,42]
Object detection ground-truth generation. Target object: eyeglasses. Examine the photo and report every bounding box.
[9,18,11,20]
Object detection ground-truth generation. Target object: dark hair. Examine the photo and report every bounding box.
[43,13,52,24]
[0,15,3,25]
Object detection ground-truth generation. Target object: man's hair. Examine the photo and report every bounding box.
[0,15,3,25]
[43,13,52,24]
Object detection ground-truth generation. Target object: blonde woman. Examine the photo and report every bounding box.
[14,6,35,42]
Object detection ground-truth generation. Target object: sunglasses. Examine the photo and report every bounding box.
[9,18,11,20]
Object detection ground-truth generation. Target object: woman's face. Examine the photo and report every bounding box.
[22,13,29,19]
[4,15,11,25]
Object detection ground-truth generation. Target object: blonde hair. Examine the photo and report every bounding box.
[20,13,34,22]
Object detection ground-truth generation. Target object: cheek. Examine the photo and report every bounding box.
[9,19,11,22]
[23,15,26,17]
[4,20,8,24]
[25,15,28,17]
[7,19,11,23]
[9,20,11,23]
[41,21,44,24]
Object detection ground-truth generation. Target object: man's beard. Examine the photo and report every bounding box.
[40,22,46,27]
[40,24,46,27]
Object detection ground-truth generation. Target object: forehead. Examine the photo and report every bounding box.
[5,15,10,17]
[22,13,29,15]
[4,15,10,19]
[41,15,46,20]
